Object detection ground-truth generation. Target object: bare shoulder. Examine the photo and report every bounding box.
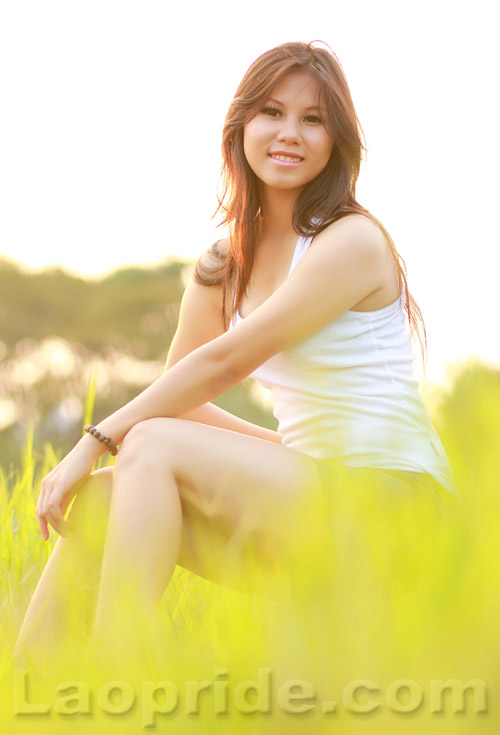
[166,278,225,368]
[287,212,393,306]
[166,241,229,368]
[314,213,389,253]
[309,213,398,310]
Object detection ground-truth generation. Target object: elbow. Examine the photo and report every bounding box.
[206,343,249,392]
[213,358,245,393]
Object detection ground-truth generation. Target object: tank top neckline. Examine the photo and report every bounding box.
[235,232,306,321]
[233,231,404,323]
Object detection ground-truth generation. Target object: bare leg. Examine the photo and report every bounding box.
[91,417,328,655]
[92,453,183,652]
[13,467,114,666]
[15,419,328,665]
[13,462,253,667]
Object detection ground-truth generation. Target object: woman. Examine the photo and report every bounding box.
[14,41,459,661]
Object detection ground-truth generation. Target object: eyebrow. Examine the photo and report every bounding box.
[267,97,327,113]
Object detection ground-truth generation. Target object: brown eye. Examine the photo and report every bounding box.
[262,106,281,117]
[305,114,322,123]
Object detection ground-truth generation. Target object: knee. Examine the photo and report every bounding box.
[70,468,113,514]
[115,417,180,470]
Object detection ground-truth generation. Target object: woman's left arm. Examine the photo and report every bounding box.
[94,217,391,442]
[38,215,390,539]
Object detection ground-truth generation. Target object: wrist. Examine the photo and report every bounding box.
[78,431,110,460]
[84,424,118,455]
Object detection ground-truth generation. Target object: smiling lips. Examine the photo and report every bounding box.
[269,152,304,164]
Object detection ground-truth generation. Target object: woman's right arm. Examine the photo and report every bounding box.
[166,273,283,445]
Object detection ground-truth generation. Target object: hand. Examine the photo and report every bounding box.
[36,434,106,541]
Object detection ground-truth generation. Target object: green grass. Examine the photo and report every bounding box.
[1,358,499,734]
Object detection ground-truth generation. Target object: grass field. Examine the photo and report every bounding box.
[1,358,499,734]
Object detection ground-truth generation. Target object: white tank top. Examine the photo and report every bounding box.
[229,231,458,497]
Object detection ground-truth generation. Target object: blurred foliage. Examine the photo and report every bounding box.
[0,256,188,359]
[0,258,277,472]
[432,359,500,507]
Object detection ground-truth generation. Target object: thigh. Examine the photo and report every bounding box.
[120,418,329,583]
[65,454,325,597]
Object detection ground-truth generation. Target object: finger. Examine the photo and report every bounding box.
[48,489,71,532]
[48,499,70,537]
[60,490,78,520]
[45,505,69,538]
[40,509,66,539]
[42,494,69,539]
[36,486,47,518]
[36,509,49,541]
[36,487,49,540]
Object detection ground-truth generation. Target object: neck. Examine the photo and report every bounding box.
[257,184,300,237]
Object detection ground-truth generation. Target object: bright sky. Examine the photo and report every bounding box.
[0,0,497,385]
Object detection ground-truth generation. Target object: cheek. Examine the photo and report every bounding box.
[243,124,258,163]
[312,142,333,174]
[243,122,269,171]
[317,132,334,162]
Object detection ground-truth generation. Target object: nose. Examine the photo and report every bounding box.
[276,115,301,144]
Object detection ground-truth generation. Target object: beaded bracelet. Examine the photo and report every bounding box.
[84,424,118,456]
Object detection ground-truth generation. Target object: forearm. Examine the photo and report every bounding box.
[94,343,240,447]
[178,402,283,444]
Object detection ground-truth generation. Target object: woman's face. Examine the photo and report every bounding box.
[243,71,334,196]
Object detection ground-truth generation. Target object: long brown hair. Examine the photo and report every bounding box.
[194,40,427,369]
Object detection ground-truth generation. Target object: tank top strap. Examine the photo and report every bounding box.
[289,215,322,274]
[288,232,314,275]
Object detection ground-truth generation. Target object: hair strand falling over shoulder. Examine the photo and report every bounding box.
[194,40,428,372]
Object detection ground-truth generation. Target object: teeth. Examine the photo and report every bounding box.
[270,154,302,163]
